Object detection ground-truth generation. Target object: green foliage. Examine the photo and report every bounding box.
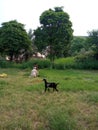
[34,7,73,62]
[70,36,87,56]
[0,60,13,68]
[0,58,50,69]
[19,59,51,69]
[33,27,48,52]
[54,57,75,69]
[0,20,32,61]
[1,56,98,70]
[75,58,98,69]
[75,49,98,69]
[87,29,98,59]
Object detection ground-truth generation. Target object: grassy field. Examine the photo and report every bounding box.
[0,68,98,130]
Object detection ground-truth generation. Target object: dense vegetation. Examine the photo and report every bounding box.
[1,57,98,70]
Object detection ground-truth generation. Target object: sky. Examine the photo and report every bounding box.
[0,0,98,36]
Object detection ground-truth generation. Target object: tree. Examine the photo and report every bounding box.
[87,30,98,60]
[69,36,87,56]
[34,7,73,63]
[0,20,32,62]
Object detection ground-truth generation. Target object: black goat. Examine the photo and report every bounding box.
[43,79,59,92]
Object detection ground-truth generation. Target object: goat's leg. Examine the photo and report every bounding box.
[48,88,50,91]
[53,87,55,91]
[45,87,47,92]
[55,87,58,91]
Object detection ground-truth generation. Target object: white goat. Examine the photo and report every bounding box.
[30,67,38,78]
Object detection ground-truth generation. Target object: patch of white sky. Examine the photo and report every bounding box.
[0,0,98,36]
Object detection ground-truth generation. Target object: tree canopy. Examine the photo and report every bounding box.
[0,20,32,61]
[34,7,73,62]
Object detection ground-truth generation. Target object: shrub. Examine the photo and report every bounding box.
[54,57,75,69]
[75,54,98,69]
[1,56,98,70]
[19,58,51,69]
[0,60,13,68]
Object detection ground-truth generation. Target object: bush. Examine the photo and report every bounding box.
[1,57,98,70]
[54,57,76,69]
[0,60,13,68]
[19,58,51,69]
[0,58,51,69]
[75,53,98,69]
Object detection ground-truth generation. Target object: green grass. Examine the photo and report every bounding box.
[0,68,98,130]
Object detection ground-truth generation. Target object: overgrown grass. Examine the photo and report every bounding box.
[54,57,75,69]
[0,68,98,130]
[54,57,98,70]
[1,57,98,70]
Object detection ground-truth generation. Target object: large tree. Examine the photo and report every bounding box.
[0,20,32,61]
[34,7,73,62]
